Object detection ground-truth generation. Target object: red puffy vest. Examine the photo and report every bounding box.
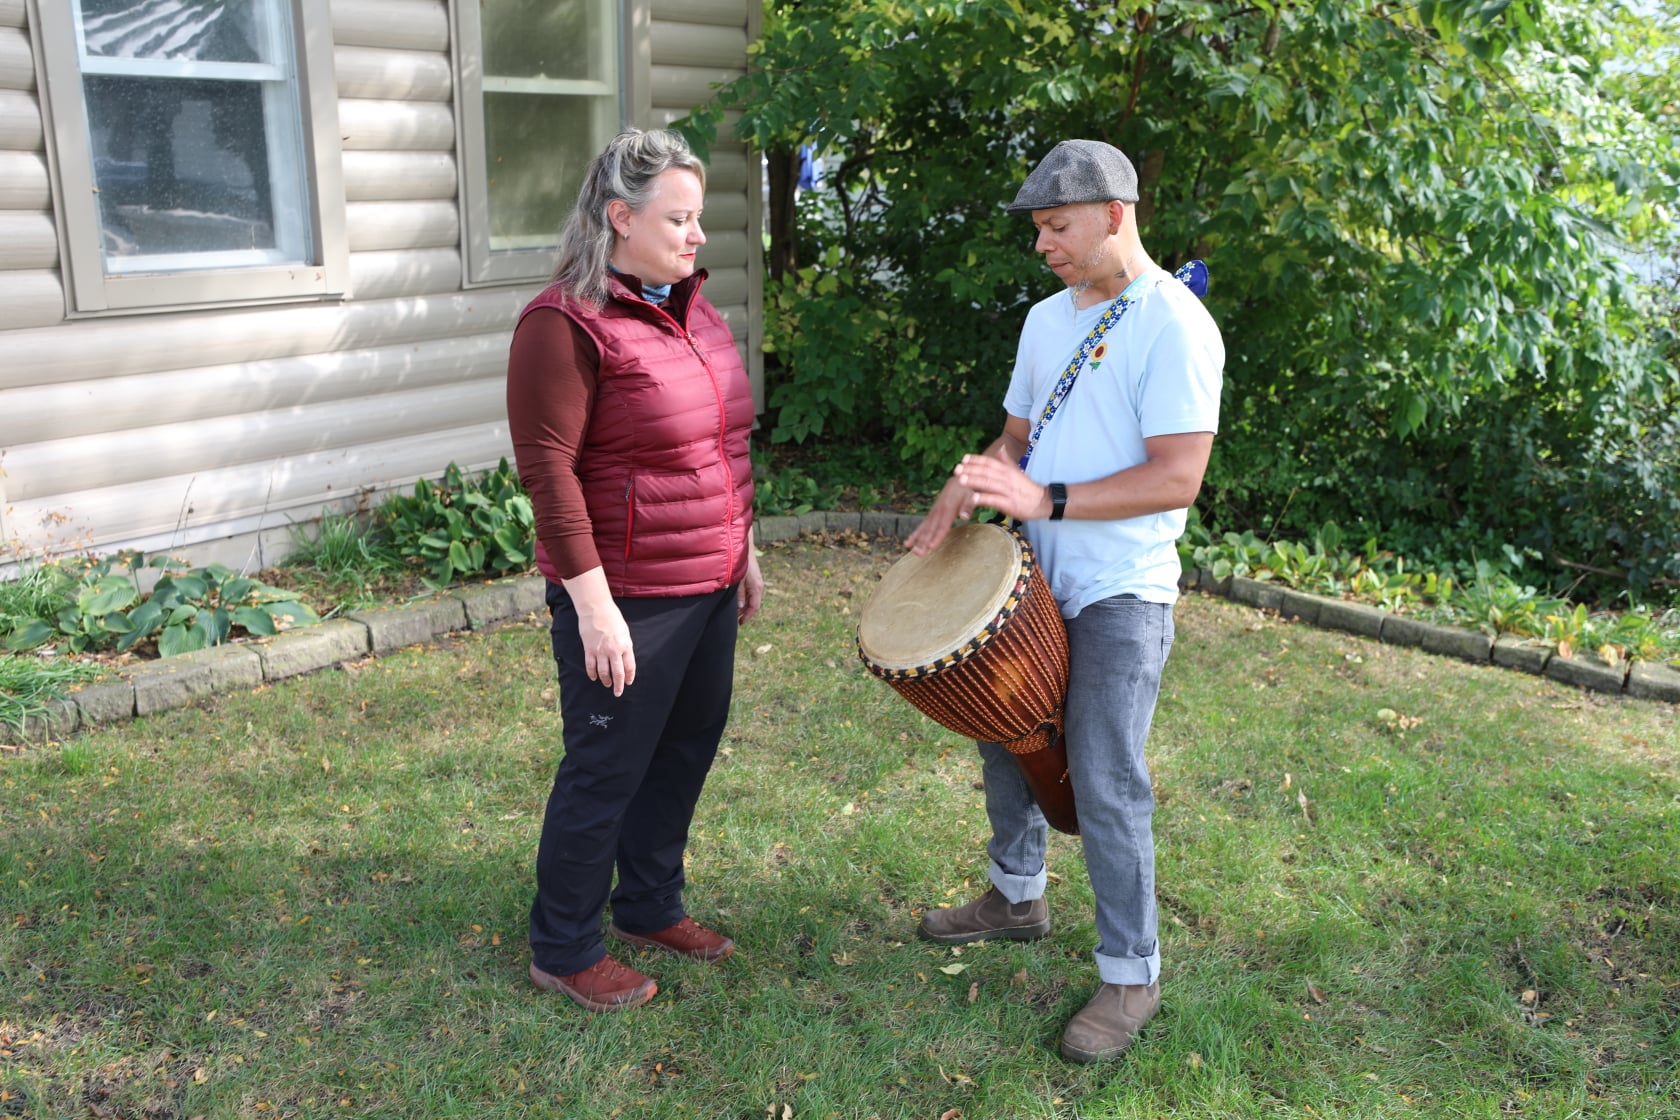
[518,271,755,597]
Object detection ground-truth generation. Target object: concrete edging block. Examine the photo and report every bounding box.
[756,515,799,543]
[129,645,264,716]
[1626,661,1680,704]
[1492,637,1552,675]
[1421,624,1494,663]
[350,597,471,654]
[1228,576,1283,611]
[1196,568,1233,597]
[1316,598,1386,639]
[70,679,137,726]
[258,619,371,681]
[795,511,829,536]
[824,510,862,533]
[1379,614,1429,649]
[18,698,81,745]
[453,576,547,630]
[1277,589,1323,625]
[1544,654,1629,695]
[858,511,901,539]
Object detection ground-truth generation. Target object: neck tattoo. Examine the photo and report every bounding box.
[1112,253,1148,290]
[1071,253,1149,311]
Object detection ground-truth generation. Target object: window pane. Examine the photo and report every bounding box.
[482,0,607,81]
[78,0,279,64]
[85,75,303,263]
[485,92,614,250]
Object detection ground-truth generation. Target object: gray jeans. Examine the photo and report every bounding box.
[979,594,1173,986]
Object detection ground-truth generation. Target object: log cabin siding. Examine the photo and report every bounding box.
[0,0,759,571]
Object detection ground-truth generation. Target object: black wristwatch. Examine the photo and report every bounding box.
[1047,482,1068,521]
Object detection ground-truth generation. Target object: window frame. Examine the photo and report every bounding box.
[31,0,348,315]
[451,0,629,287]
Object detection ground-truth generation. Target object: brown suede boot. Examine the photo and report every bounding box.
[917,886,1050,944]
[1059,981,1160,1063]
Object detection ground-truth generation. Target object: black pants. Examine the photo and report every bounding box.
[529,581,738,976]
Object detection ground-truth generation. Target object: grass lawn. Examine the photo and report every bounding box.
[2,536,1676,1119]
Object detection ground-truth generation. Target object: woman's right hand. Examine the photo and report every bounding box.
[562,568,636,696]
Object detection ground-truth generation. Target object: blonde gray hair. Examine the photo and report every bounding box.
[551,127,707,307]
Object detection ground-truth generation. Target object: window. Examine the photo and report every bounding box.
[35,0,346,313]
[454,0,624,285]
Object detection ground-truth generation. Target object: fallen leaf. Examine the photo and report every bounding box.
[938,963,966,976]
[1308,983,1326,1003]
[1011,968,1028,986]
[966,982,979,1004]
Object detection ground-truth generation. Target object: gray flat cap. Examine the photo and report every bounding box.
[1006,139,1139,212]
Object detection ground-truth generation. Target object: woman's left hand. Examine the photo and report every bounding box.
[738,546,764,624]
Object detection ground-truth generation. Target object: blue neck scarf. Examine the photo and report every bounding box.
[610,266,670,305]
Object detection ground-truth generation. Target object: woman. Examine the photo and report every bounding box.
[505,127,762,1013]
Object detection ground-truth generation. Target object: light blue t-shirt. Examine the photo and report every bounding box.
[1002,268,1224,616]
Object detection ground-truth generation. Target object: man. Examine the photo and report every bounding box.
[904,139,1224,1063]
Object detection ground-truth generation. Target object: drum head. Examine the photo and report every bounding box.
[858,523,1023,671]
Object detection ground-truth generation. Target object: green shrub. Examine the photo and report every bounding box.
[1181,516,1680,664]
[3,552,319,657]
[277,511,411,611]
[375,460,535,587]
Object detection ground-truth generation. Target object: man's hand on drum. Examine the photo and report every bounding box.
[907,436,1029,556]
[953,454,1055,524]
[905,475,980,556]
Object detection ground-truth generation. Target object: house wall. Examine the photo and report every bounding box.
[0,0,761,575]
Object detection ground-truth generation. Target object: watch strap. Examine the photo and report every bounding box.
[1047,482,1068,521]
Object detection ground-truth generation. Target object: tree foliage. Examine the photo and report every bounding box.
[691,0,1679,600]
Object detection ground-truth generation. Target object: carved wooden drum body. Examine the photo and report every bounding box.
[857,522,1078,834]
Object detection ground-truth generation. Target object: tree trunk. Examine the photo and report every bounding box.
[765,146,800,280]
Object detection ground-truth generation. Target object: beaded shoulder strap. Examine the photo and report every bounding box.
[1017,259,1208,471]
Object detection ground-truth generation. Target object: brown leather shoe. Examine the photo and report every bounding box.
[917,886,1050,944]
[1059,981,1160,1063]
[608,916,735,962]
[529,955,656,1012]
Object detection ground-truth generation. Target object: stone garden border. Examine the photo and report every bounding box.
[9,517,1677,747]
[11,576,548,747]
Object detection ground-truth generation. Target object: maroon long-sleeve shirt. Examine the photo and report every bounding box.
[505,307,603,580]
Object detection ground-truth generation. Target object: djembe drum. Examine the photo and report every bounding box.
[856,522,1078,834]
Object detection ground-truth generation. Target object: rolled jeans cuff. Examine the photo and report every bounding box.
[1095,943,1160,986]
[988,859,1047,906]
